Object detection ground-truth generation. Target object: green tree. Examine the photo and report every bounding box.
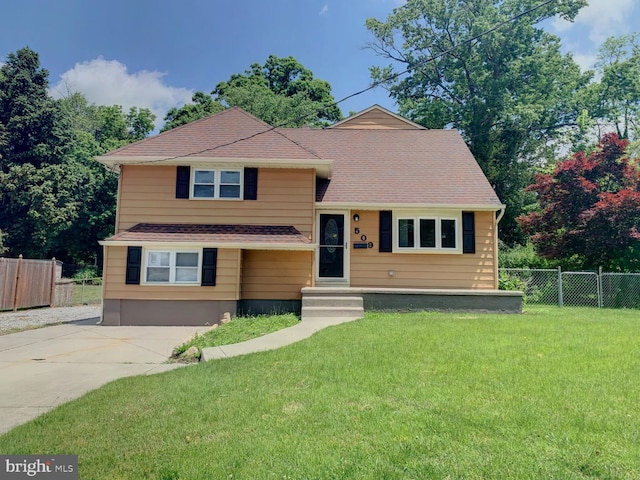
[0,47,71,169]
[54,94,154,263]
[581,34,640,148]
[519,134,640,271]
[214,55,342,126]
[0,162,83,258]
[126,106,156,141]
[366,0,589,244]
[0,47,154,264]
[162,91,224,132]
[161,55,342,131]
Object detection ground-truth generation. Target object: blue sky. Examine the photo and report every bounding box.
[1,0,639,128]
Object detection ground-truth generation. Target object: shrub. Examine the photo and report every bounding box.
[498,271,527,292]
[72,266,99,281]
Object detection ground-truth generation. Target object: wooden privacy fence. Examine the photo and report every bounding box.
[0,256,61,311]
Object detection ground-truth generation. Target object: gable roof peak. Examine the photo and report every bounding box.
[328,104,426,130]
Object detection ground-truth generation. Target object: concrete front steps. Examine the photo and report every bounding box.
[300,294,364,322]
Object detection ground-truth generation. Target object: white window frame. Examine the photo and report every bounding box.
[143,249,201,285]
[394,213,461,253]
[190,168,243,200]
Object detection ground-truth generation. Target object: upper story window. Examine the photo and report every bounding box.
[397,216,458,251]
[191,169,242,199]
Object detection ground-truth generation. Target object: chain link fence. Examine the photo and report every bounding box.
[72,278,102,306]
[600,273,640,309]
[500,268,640,309]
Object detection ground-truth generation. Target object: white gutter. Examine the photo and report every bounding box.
[316,202,505,211]
[95,156,334,178]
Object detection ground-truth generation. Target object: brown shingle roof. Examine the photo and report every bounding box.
[107,107,320,160]
[104,223,312,246]
[284,128,501,206]
[100,106,502,207]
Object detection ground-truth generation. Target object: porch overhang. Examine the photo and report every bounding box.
[99,223,316,251]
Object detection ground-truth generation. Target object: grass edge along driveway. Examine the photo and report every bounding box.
[1,306,639,479]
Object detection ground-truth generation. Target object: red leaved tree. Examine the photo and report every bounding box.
[519,133,640,271]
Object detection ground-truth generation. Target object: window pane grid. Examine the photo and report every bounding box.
[145,251,200,284]
[397,216,458,251]
[398,219,415,248]
[441,219,457,249]
[192,169,241,199]
[419,219,436,248]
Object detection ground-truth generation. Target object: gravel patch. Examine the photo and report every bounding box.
[0,305,101,335]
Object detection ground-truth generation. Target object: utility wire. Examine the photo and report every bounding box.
[124,0,558,166]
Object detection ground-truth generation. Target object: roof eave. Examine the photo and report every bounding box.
[315,202,505,211]
[95,156,333,178]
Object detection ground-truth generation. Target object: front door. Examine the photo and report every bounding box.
[318,213,346,279]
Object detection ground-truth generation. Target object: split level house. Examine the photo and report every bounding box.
[97,105,522,326]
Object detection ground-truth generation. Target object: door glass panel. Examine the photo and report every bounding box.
[319,214,344,278]
[324,218,339,252]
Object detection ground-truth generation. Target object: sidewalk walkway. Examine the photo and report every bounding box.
[201,315,361,361]
[0,321,211,434]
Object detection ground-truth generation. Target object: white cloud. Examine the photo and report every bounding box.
[553,0,636,43]
[319,3,328,15]
[49,57,193,128]
[572,52,598,72]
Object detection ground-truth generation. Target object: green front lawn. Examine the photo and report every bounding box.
[1,306,639,479]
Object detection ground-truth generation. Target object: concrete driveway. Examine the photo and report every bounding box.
[0,319,210,434]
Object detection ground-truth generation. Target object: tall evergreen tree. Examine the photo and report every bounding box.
[0,47,70,169]
[0,48,155,264]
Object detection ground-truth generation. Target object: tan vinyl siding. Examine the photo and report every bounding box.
[103,246,241,300]
[349,210,497,289]
[116,166,315,237]
[333,110,422,130]
[241,250,313,300]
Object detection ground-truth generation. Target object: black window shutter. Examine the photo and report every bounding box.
[125,246,142,285]
[201,248,218,286]
[379,210,393,252]
[462,211,476,254]
[244,167,258,200]
[176,166,190,199]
